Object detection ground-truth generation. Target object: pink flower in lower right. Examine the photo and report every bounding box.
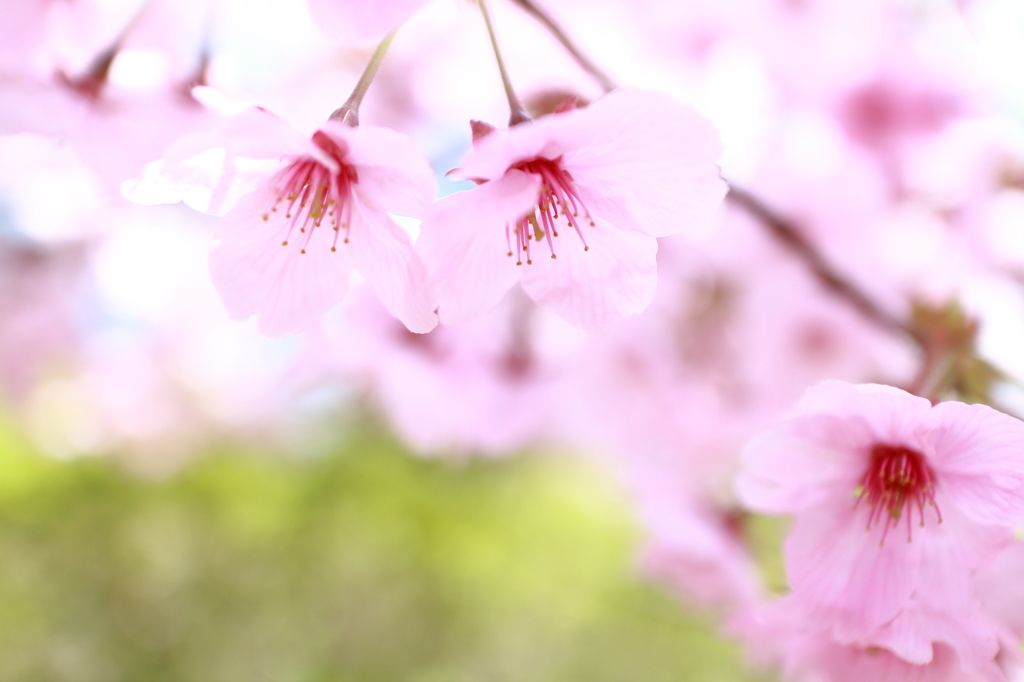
[736,381,1024,679]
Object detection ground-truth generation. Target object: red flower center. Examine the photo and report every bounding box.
[855,444,942,545]
[263,131,357,254]
[506,157,594,265]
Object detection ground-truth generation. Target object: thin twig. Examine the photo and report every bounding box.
[510,0,617,94]
[726,185,920,345]
[477,0,531,125]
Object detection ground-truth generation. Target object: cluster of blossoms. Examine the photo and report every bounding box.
[5,0,1024,678]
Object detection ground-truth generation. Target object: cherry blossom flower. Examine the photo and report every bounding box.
[417,87,726,334]
[736,381,1024,673]
[196,111,439,336]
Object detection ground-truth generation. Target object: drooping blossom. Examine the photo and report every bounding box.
[129,105,439,335]
[417,87,726,334]
[736,381,1024,674]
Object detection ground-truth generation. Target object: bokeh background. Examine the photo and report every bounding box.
[4,0,1024,679]
[0,412,768,682]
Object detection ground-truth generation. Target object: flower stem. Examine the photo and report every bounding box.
[477,0,530,126]
[329,28,399,127]
[509,0,617,94]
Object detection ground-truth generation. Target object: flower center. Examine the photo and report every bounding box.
[506,157,594,265]
[262,131,357,254]
[855,444,942,545]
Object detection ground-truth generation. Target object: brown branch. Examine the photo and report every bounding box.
[509,0,618,94]
[726,185,921,345]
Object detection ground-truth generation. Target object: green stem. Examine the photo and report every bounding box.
[329,28,399,127]
[477,0,530,126]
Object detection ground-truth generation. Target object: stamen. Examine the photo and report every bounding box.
[504,156,595,264]
[265,133,359,257]
[854,444,941,546]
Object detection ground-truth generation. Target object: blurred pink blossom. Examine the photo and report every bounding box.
[292,288,578,456]
[304,0,435,42]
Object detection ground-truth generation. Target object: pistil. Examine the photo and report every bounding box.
[855,444,942,545]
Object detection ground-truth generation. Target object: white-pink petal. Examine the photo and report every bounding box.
[564,88,727,239]
[519,219,658,334]
[329,122,437,218]
[785,498,921,640]
[737,413,875,514]
[347,200,438,333]
[209,192,351,336]
[931,401,1024,526]
[418,170,541,325]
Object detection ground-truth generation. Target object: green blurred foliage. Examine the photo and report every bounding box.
[0,414,766,682]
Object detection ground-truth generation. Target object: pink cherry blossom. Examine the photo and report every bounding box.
[736,381,1024,674]
[201,111,438,336]
[417,88,726,334]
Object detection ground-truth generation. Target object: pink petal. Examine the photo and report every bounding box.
[324,122,437,219]
[930,401,1024,526]
[417,170,541,325]
[518,218,658,333]
[870,603,1001,673]
[799,381,935,448]
[914,505,1012,608]
[138,107,313,216]
[209,191,351,336]
[347,198,438,334]
[737,413,876,514]
[786,498,920,640]
[303,0,432,41]
[170,106,312,164]
[455,113,584,181]
[563,88,727,239]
